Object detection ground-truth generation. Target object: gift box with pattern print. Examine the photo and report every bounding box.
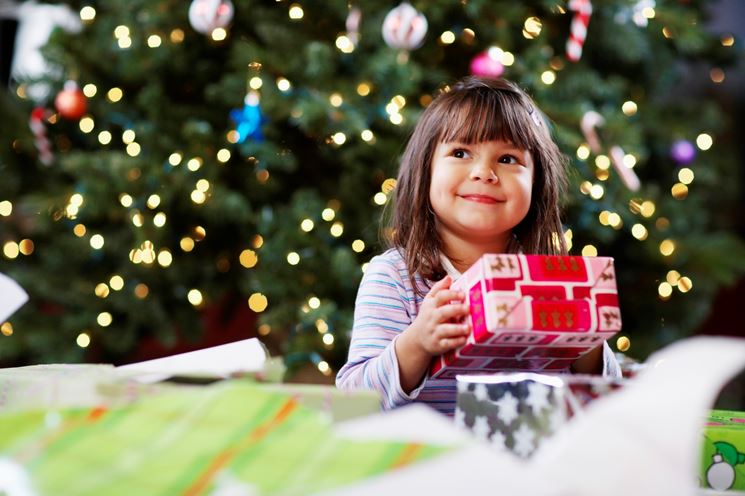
[430,254,622,379]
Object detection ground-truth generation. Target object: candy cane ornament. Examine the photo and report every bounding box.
[29,107,54,166]
[580,110,640,192]
[566,0,592,62]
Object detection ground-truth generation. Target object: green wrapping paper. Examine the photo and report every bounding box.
[0,381,445,496]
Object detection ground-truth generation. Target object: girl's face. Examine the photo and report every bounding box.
[429,139,534,250]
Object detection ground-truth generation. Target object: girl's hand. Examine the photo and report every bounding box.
[407,276,471,356]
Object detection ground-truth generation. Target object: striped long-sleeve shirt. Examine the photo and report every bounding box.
[336,248,622,415]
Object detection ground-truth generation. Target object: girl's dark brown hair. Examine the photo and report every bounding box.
[385,76,568,292]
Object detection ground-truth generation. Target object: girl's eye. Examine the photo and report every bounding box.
[499,154,521,165]
[452,149,469,159]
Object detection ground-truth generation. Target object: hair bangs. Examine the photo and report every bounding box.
[437,90,538,151]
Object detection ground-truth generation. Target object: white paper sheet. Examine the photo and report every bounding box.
[324,336,745,496]
[0,273,28,322]
[117,338,268,383]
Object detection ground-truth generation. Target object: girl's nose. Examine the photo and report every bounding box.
[469,163,499,183]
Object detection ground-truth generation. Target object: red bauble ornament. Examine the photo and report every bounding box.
[470,49,505,78]
[54,81,87,120]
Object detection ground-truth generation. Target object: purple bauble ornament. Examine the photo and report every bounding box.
[670,139,696,164]
[469,49,504,78]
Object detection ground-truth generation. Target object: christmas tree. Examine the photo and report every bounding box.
[1,0,743,378]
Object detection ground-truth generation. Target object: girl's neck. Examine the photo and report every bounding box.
[440,231,512,273]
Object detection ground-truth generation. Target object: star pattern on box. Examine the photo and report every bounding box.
[458,378,565,458]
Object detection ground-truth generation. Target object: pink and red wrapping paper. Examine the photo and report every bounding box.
[429,254,622,379]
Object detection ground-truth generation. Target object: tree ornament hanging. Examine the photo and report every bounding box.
[230,91,265,143]
[566,0,592,62]
[670,139,696,164]
[346,7,362,47]
[29,107,54,166]
[469,49,505,78]
[381,2,427,50]
[54,80,87,120]
[188,0,234,35]
[580,111,640,191]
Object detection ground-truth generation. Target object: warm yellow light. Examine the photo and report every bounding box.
[110,275,124,290]
[252,235,263,248]
[69,193,84,207]
[642,7,656,19]
[211,28,227,41]
[145,194,160,209]
[523,17,542,38]
[659,239,676,256]
[80,6,96,21]
[187,158,202,171]
[289,4,304,19]
[249,77,262,90]
[90,234,104,249]
[18,239,34,255]
[607,213,622,229]
[322,333,334,346]
[134,283,149,299]
[622,101,638,116]
[360,130,374,142]
[97,312,112,327]
[352,239,365,252]
[317,361,331,375]
[107,87,123,102]
[98,130,112,145]
[373,192,387,205]
[581,245,598,257]
[329,93,343,107]
[389,113,403,125]
[335,35,354,53]
[258,324,271,335]
[589,184,604,200]
[640,201,656,218]
[678,168,694,185]
[666,270,681,285]
[77,333,91,348]
[157,249,172,267]
[1,322,13,336]
[308,297,321,309]
[276,77,291,92]
[710,68,725,84]
[95,283,110,298]
[79,117,94,133]
[180,237,195,252]
[147,35,162,48]
[82,83,97,97]
[114,25,129,38]
[0,201,12,216]
[239,249,258,268]
[316,319,329,333]
[696,133,713,150]
[217,148,231,163]
[248,293,268,312]
[126,143,141,157]
[595,155,611,170]
[153,212,167,227]
[188,289,203,306]
[170,28,185,43]
[658,282,673,299]
[623,154,637,168]
[678,277,693,293]
[721,34,735,47]
[631,223,648,240]
[598,211,611,226]
[671,183,688,200]
[576,145,590,160]
[4,241,19,259]
[131,212,144,227]
[501,51,515,66]
[300,219,314,232]
[73,224,86,237]
[330,222,344,237]
[332,132,346,145]
[196,179,210,192]
[191,190,206,204]
[287,252,300,265]
[169,152,183,166]
[440,31,455,44]
[321,208,335,221]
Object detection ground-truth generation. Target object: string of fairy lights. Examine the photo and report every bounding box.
[0,2,737,369]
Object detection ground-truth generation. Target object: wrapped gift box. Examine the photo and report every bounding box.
[455,372,625,458]
[430,254,622,379]
[700,410,745,492]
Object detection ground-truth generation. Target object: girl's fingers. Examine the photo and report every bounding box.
[435,323,471,339]
[430,289,465,306]
[438,335,468,352]
[426,275,452,298]
[435,302,469,321]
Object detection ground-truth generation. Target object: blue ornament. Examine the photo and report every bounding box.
[230,92,265,143]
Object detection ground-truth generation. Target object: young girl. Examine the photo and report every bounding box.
[336,76,621,415]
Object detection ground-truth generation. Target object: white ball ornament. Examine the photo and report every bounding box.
[706,454,735,491]
[188,0,234,34]
[381,2,428,50]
